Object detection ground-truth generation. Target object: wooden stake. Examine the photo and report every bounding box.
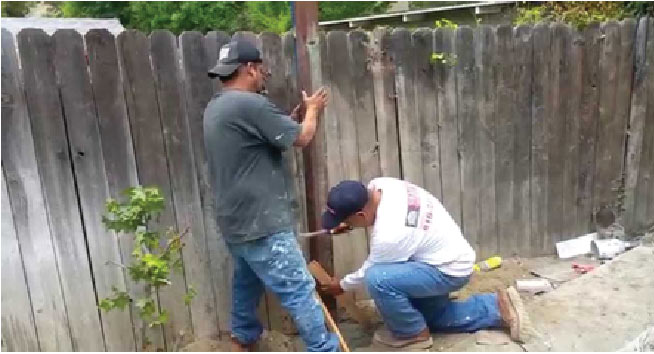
[314,293,350,352]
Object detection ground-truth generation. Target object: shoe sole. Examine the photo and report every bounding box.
[373,335,433,349]
[507,286,533,343]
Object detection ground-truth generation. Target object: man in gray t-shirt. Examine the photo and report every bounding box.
[204,40,338,351]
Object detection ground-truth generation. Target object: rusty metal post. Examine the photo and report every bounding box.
[293,1,336,311]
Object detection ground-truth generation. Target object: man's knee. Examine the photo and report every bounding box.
[364,265,388,294]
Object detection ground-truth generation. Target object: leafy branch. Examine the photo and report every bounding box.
[98,186,195,349]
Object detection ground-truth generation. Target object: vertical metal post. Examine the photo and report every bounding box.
[293,1,336,311]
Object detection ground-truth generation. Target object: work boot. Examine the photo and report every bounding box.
[497,286,533,343]
[230,336,256,352]
[373,327,433,349]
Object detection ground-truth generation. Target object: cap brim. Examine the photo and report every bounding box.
[321,211,342,230]
[208,62,240,78]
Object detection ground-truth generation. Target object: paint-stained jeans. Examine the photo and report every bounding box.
[365,261,502,338]
[227,231,340,351]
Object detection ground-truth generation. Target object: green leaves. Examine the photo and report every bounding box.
[430,52,458,66]
[184,287,197,306]
[434,18,458,29]
[102,186,164,233]
[99,287,131,312]
[99,185,191,343]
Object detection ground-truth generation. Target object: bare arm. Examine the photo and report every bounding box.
[294,87,328,147]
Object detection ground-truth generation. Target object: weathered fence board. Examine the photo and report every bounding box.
[325,31,369,302]
[150,30,218,341]
[118,30,189,348]
[18,28,105,351]
[495,25,517,255]
[456,26,480,251]
[351,30,381,187]
[474,25,498,258]
[594,21,623,217]
[577,24,601,236]
[2,28,72,352]
[435,28,462,226]
[559,23,578,241]
[371,28,401,179]
[282,31,309,254]
[513,25,533,255]
[546,24,568,248]
[393,28,423,185]
[615,19,637,219]
[412,29,440,198]
[85,29,151,349]
[53,29,136,351]
[1,172,39,352]
[180,31,232,334]
[530,23,551,255]
[632,18,654,231]
[563,27,583,240]
[624,18,649,233]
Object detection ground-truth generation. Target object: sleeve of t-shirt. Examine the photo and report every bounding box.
[247,96,301,150]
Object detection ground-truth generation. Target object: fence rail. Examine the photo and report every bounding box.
[2,18,653,351]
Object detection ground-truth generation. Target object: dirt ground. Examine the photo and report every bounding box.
[180,248,652,352]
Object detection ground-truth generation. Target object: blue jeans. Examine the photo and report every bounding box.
[227,231,340,351]
[365,261,501,338]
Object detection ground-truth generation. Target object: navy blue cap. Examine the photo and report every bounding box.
[322,180,368,230]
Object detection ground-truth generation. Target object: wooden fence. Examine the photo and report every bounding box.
[2,17,653,351]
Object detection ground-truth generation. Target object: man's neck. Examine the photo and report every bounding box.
[222,81,254,92]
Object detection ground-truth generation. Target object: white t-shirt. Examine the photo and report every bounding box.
[340,177,476,291]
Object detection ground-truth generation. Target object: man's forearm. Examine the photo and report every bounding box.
[293,106,319,147]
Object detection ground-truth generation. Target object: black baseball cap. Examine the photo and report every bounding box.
[208,40,262,78]
[322,180,369,230]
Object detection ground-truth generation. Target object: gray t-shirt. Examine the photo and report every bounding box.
[203,90,300,244]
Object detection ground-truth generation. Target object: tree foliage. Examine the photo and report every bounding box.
[515,1,653,29]
[100,186,193,349]
[54,1,391,34]
[1,1,35,17]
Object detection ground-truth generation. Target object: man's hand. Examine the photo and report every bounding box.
[303,87,328,113]
[319,277,344,296]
